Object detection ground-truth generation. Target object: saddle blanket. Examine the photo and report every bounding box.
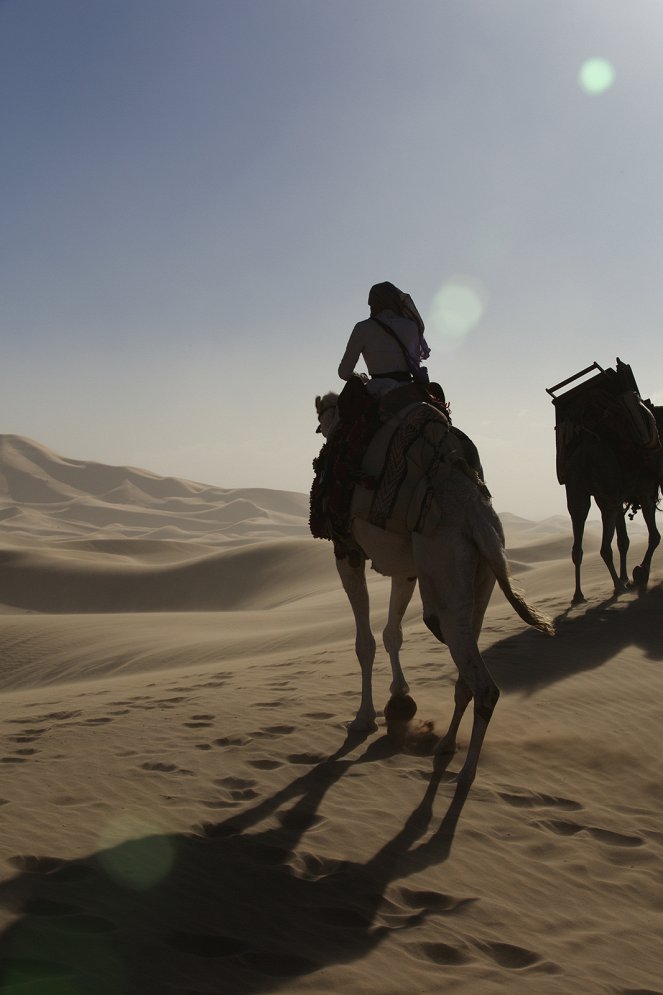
[351,402,472,538]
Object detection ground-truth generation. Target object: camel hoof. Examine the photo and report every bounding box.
[383,694,417,722]
[571,593,586,605]
[632,566,649,590]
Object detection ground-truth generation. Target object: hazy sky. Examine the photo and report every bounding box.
[2,0,662,518]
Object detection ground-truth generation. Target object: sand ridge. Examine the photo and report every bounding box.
[0,435,661,993]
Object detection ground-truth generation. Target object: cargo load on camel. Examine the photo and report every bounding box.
[546,357,663,490]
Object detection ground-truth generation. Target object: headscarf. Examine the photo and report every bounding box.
[368,281,430,361]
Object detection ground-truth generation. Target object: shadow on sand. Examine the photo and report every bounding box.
[2,586,660,992]
[484,580,663,695]
[0,733,474,995]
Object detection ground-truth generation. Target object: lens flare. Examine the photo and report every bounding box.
[429,278,485,351]
[96,815,177,890]
[579,58,615,94]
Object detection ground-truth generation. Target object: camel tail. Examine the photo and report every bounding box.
[472,504,556,636]
[496,576,556,636]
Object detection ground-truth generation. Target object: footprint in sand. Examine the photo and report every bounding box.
[140,761,195,776]
[286,752,327,765]
[248,758,283,771]
[416,940,471,965]
[8,728,47,743]
[214,776,256,789]
[7,711,80,725]
[478,940,549,970]
[212,735,252,748]
[398,887,476,916]
[536,818,644,847]
[252,725,296,738]
[499,790,582,812]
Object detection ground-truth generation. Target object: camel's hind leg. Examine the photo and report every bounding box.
[415,533,499,785]
[598,501,628,596]
[383,575,416,697]
[632,495,661,591]
[433,558,496,756]
[335,554,378,731]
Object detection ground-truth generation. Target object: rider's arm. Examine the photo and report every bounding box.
[338,323,366,381]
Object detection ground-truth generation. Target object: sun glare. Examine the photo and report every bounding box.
[96,815,177,890]
[579,58,615,95]
[429,278,486,351]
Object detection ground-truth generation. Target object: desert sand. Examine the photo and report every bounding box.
[0,433,662,994]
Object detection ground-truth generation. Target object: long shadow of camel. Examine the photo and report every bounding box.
[483,580,663,696]
[0,733,474,995]
[3,587,658,992]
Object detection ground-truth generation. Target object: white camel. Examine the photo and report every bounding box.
[314,391,554,784]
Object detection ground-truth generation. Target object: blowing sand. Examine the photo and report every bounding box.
[0,433,661,994]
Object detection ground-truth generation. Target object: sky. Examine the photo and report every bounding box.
[2,0,663,519]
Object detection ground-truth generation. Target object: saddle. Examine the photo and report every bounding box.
[309,378,483,561]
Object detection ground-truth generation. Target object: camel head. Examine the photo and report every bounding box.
[315,392,339,438]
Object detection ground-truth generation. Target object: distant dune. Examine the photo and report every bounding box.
[0,433,661,994]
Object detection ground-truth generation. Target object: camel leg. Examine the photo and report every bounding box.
[435,674,473,755]
[383,575,416,697]
[599,504,628,595]
[335,554,378,732]
[567,487,590,604]
[433,557,496,757]
[615,510,630,586]
[632,497,661,591]
[416,533,499,785]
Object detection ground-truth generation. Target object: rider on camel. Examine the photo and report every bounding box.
[338,282,431,397]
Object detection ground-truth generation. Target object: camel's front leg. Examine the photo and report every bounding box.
[567,487,590,603]
[615,511,630,586]
[336,554,378,732]
[383,575,416,697]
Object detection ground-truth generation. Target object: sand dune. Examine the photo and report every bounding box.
[1,434,662,993]
[0,435,310,542]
